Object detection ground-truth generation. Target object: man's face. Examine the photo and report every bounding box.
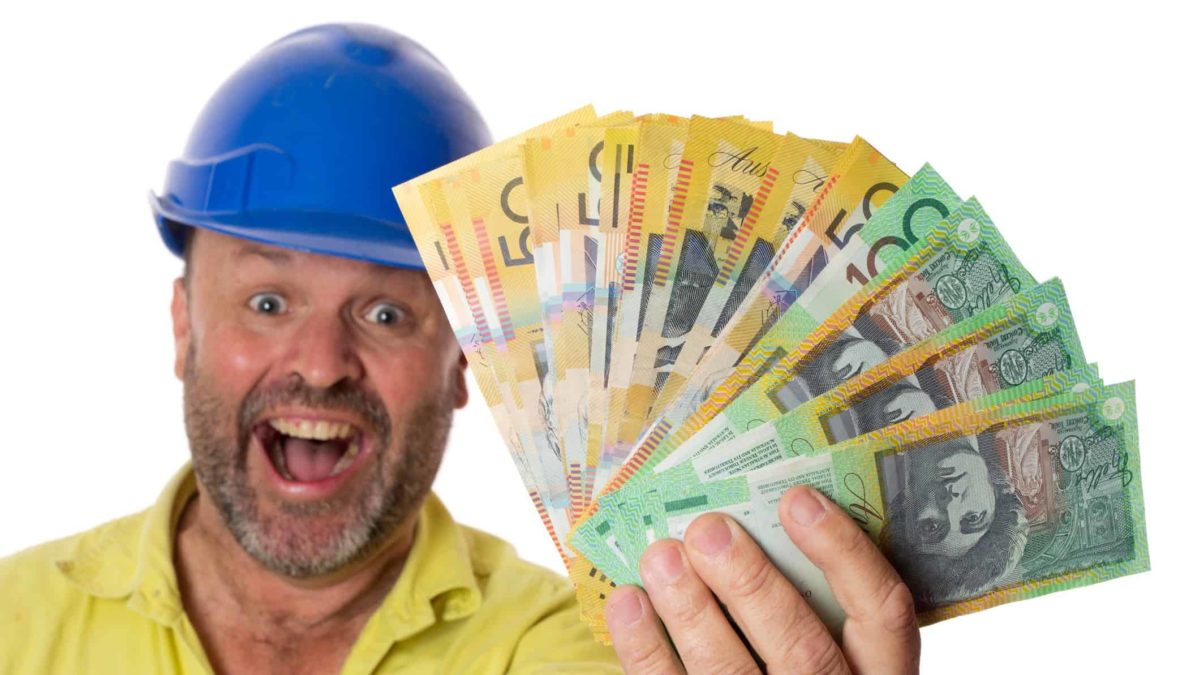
[171,229,467,578]
[906,441,996,557]
[703,184,747,240]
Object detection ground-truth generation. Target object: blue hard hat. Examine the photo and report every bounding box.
[149,23,492,269]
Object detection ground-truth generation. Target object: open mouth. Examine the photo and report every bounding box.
[254,417,365,483]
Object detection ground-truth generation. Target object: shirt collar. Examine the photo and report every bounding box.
[367,490,483,642]
[55,463,194,625]
[56,462,482,638]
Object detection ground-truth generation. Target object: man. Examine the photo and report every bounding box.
[0,24,920,673]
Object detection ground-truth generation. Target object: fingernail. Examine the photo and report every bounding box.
[607,588,644,626]
[788,487,827,526]
[691,516,732,556]
[644,544,685,584]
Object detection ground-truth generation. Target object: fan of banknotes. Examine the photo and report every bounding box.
[394,106,1149,642]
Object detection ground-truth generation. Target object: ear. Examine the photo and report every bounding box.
[453,350,469,409]
[171,277,190,380]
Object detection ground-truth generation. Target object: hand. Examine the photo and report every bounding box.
[604,486,920,674]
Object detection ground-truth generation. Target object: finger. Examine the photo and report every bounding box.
[605,585,684,675]
[683,513,850,675]
[779,486,920,675]
[639,539,759,675]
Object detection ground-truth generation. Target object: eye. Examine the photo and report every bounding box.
[248,292,286,315]
[917,518,946,543]
[365,302,408,326]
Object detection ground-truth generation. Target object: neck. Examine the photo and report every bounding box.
[174,488,419,636]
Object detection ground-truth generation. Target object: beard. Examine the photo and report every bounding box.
[182,344,454,578]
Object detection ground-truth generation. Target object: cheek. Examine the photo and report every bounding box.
[962,485,996,517]
[364,343,457,410]
[193,324,279,395]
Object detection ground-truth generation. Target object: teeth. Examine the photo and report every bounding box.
[329,442,361,477]
[265,418,362,482]
[268,418,356,441]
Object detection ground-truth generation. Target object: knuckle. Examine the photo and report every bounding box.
[877,578,920,638]
[726,552,776,601]
[664,590,710,631]
[622,639,679,675]
[778,633,847,675]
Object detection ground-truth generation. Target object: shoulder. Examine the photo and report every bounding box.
[0,511,149,669]
[0,510,141,597]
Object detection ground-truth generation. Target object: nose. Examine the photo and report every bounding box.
[284,311,365,389]
[936,480,955,507]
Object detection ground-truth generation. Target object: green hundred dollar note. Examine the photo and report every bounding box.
[612,267,1091,576]
[649,277,1089,498]
[596,366,1097,589]
[680,366,1099,486]
[631,381,1148,631]
[718,204,1056,440]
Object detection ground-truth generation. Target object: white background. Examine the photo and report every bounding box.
[1,1,1196,672]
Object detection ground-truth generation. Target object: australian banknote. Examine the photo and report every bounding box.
[596,142,934,504]
[395,109,1145,645]
[616,117,793,480]
[523,115,634,517]
[613,380,1147,632]
[584,163,964,519]
[648,134,849,420]
[645,277,1090,498]
[396,106,600,560]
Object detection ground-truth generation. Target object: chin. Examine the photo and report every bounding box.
[238,506,385,578]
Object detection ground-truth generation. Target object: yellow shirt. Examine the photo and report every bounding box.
[0,465,620,674]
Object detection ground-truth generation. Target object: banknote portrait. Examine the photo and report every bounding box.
[780,199,805,232]
[660,184,746,341]
[652,184,754,389]
[658,233,715,342]
[823,381,940,444]
[764,243,1044,420]
[878,437,1029,610]
[704,183,755,242]
[713,238,775,337]
[768,333,896,413]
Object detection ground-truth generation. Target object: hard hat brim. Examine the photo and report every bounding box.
[150,192,426,271]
